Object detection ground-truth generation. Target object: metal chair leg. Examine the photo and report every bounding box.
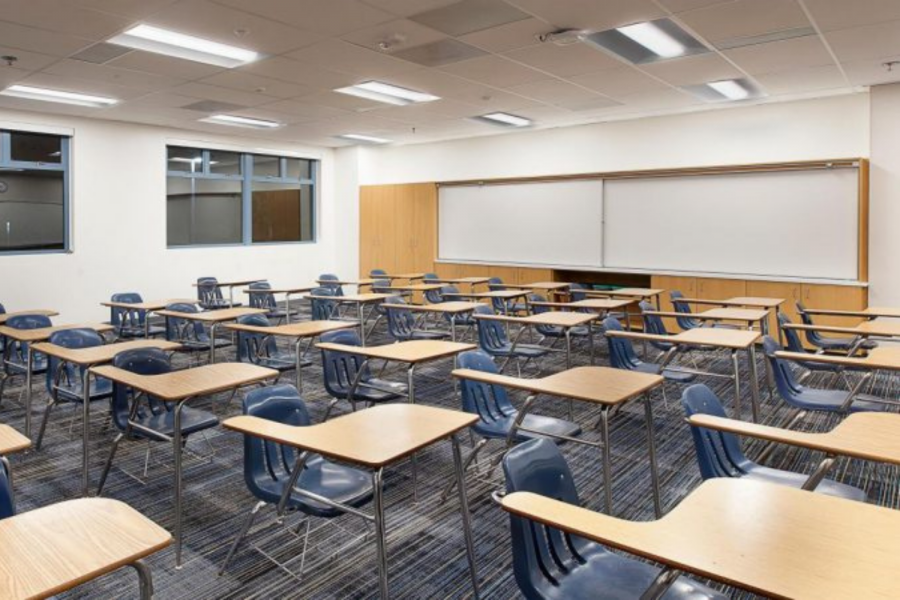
[97,433,125,495]
[440,438,487,503]
[219,500,267,575]
[34,397,58,450]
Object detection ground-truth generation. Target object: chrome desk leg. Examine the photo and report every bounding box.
[599,406,613,515]
[372,468,389,598]
[25,345,33,438]
[643,393,662,518]
[407,364,419,502]
[131,559,155,600]
[748,344,761,423]
[452,434,481,599]
[82,366,92,496]
[731,349,742,420]
[294,338,304,392]
[173,399,187,568]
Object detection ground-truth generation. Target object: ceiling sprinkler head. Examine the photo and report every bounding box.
[1,55,18,67]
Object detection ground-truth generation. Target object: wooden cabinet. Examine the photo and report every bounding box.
[696,277,746,299]
[359,183,437,276]
[746,280,801,334]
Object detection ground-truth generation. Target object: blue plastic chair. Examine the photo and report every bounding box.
[309,287,340,321]
[219,384,373,574]
[0,314,52,401]
[682,383,866,501]
[670,291,702,331]
[235,314,303,377]
[97,348,219,494]
[319,329,406,419]
[197,277,237,310]
[502,439,726,600]
[370,268,388,278]
[603,317,696,384]
[796,301,877,352]
[777,313,859,377]
[164,302,231,356]
[423,273,439,281]
[36,328,113,449]
[318,273,345,297]
[0,457,14,520]
[247,281,295,322]
[763,336,886,417]
[384,296,448,342]
[487,277,528,315]
[474,305,548,376]
[109,293,165,338]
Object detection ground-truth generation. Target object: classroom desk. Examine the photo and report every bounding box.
[379,272,425,282]
[452,366,664,516]
[583,287,665,303]
[0,309,59,324]
[530,298,634,314]
[243,286,315,323]
[506,281,570,300]
[501,478,900,599]
[783,321,900,355]
[0,424,30,514]
[429,276,491,291]
[0,497,171,600]
[91,362,276,568]
[675,296,785,337]
[224,404,480,599]
[802,306,900,319]
[334,293,395,346]
[224,320,357,391]
[101,299,197,338]
[381,301,482,341]
[643,308,769,330]
[474,312,597,369]
[315,278,377,290]
[31,339,181,496]
[0,322,114,438]
[607,328,762,422]
[192,279,264,306]
[155,307,266,362]
[688,412,900,490]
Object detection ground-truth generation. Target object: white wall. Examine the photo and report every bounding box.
[869,84,900,306]
[0,109,343,321]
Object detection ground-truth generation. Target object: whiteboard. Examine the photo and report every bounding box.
[603,169,859,280]
[438,180,603,267]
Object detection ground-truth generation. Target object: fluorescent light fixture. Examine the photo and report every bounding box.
[338,134,391,144]
[477,112,531,127]
[616,22,684,58]
[108,24,261,68]
[335,81,440,106]
[707,79,750,100]
[0,84,118,107]
[199,114,281,129]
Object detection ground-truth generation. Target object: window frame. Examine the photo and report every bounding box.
[0,129,70,255]
[166,147,318,249]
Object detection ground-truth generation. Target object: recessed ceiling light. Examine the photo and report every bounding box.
[199,114,281,129]
[707,79,750,100]
[338,134,391,144]
[475,112,531,127]
[0,84,118,107]
[334,81,440,106]
[683,78,762,102]
[108,24,261,68]
[581,18,708,64]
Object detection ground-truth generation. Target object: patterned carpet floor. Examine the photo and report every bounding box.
[3,311,898,599]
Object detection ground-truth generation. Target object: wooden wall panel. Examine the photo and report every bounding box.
[800,284,867,341]
[746,280,800,334]
[360,183,437,276]
[696,277,746,299]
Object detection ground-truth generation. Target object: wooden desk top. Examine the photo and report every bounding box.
[0,425,31,455]
[688,412,900,466]
[192,279,262,288]
[582,288,664,299]
[432,277,491,284]
[784,321,900,337]
[530,299,632,311]
[383,301,483,314]
[510,281,570,291]
[337,293,394,303]
[224,404,476,468]
[155,307,266,322]
[32,340,181,365]
[90,363,276,402]
[380,273,425,280]
[315,278,376,286]
[803,307,900,318]
[224,320,357,338]
[502,479,900,599]
[607,328,760,349]
[244,286,315,294]
[316,340,476,363]
[0,498,171,600]
[389,283,444,292]
[475,312,596,328]
[0,310,59,324]
[776,347,900,371]
[444,290,529,300]
[699,307,769,322]
[452,366,662,405]
[0,323,114,343]
[101,299,196,311]
[675,296,784,308]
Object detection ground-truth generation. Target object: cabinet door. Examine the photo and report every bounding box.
[410,183,437,273]
[359,185,393,277]
[746,280,801,335]
[800,284,867,341]
[651,275,697,330]
[696,278,747,299]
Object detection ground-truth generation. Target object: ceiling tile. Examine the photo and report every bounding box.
[341,19,447,54]
[505,42,623,77]
[804,0,900,33]
[0,21,94,56]
[287,39,420,77]
[42,58,186,91]
[440,55,548,86]
[359,0,460,18]
[108,50,226,79]
[840,56,900,86]
[369,97,484,121]
[0,0,132,40]
[72,0,180,18]
[640,53,744,86]
[826,20,900,62]
[299,90,393,112]
[16,70,151,99]
[253,99,351,120]
[754,64,848,94]
[212,0,394,36]
[392,39,487,67]
[609,87,698,110]
[568,66,669,97]
[505,78,609,106]
[240,57,355,90]
[656,0,733,13]
[723,35,834,75]
[458,17,549,53]
[504,0,666,31]
[677,0,811,44]
[408,0,530,36]
[0,46,61,71]
[198,71,311,98]
[173,81,279,106]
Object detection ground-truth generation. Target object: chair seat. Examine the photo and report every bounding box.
[349,378,407,403]
[408,329,450,341]
[54,377,113,402]
[632,361,697,383]
[537,326,591,338]
[256,455,374,518]
[6,355,48,374]
[790,388,887,413]
[810,335,856,351]
[251,352,307,372]
[177,338,232,352]
[488,344,549,359]
[742,464,866,502]
[201,300,241,310]
[133,405,219,441]
[538,542,726,600]
[117,325,167,338]
[474,412,581,442]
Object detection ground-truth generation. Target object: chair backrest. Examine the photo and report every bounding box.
[603,316,641,371]
[681,384,747,480]
[0,459,13,520]
[762,335,804,401]
[197,277,223,304]
[5,314,53,363]
[502,438,589,597]
[474,305,509,354]
[110,292,144,328]
[45,328,104,393]
[423,273,439,280]
[242,384,311,500]
[110,348,172,431]
[384,296,415,341]
[309,287,338,320]
[423,285,444,304]
[457,350,516,427]
[794,300,832,346]
[247,281,276,310]
[319,329,372,398]
[236,313,276,362]
[371,279,392,293]
[669,291,700,330]
[568,283,587,302]
[318,273,344,297]
[487,277,504,291]
[164,302,205,342]
[370,269,387,278]
[777,313,807,353]
[528,294,559,335]
[0,303,5,315]
[639,300,669,335]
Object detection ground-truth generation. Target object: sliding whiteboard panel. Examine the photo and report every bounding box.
[438,180,603,267]
[604,169,859,280]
